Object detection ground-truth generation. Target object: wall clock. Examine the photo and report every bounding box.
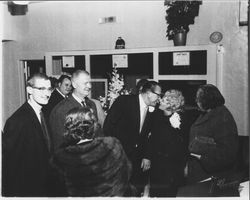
[210,32,223,43]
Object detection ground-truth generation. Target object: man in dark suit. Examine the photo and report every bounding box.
[2,73,52,196]
[49,70,105,152]
[43,75,72,120]
[103,81,162,196]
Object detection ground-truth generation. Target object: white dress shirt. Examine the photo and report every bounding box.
[28,99,42,123]
[139,94,148,132]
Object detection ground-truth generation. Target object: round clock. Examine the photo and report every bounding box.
[210,32,223,43]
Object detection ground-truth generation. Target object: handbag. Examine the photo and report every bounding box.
[209,176,240,197]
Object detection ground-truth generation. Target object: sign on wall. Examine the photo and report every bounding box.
[112,54,128,68]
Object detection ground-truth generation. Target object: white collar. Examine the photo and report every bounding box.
[139,94,148,109]
[28,99,42,122]
[77,138,93,144]
[72,93,85,105]
[56,88,66,98]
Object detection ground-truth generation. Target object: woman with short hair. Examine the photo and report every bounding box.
[149,89,194,197]
[52,107,134,197]
[187,84,238,184]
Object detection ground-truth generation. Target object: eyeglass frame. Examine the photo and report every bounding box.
[151,90,163,98]
[32,86,53,92]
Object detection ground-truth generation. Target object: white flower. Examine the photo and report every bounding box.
[169,112,181,129]
[148,106,155,112]
[99,67,131,113]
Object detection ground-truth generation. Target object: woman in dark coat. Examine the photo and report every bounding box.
[187,84,239,184]
[52,107,134,197]
[149,89,196,197]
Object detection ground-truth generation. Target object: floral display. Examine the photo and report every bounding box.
[148,106,155,113]
[99,67,131,113]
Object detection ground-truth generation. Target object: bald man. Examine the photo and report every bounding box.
[49,70,105,152]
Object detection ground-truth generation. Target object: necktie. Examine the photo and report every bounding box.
[40,111,51,152]
[81,101,86,107]
[140,106,148,133]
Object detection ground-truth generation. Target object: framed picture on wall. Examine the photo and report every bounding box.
[62,56,75,68]
[239,0,248,26]
[112,54,128,68]
[90,78,108,99]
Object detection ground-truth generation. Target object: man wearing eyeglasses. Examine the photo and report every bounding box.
[103,81,162,197]
[2,73,53,196]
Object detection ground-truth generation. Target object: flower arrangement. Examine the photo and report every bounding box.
[99,67,131,113]
[169,112,181,129]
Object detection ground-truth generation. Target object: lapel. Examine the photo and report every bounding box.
[85,97,94,108]
[25,102,42,129]
[141,109,151,134]
[134,95,141,133]
[54,89,65,101]
[68,94,82,107]
[25,103,50,151]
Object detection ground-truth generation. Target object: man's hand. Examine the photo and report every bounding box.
[141,158,151,172]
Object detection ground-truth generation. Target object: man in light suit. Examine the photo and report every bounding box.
[103,81,162,196]
[43,74,72,120]
[49,70,105,152]
[2,73,52,196]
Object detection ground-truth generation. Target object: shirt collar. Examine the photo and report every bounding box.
[28,98,42,113]
[56,88,66,98]
[77,138,93,144]
[139,94,148,109]
[72,93,85,105]
[28,99,42,122]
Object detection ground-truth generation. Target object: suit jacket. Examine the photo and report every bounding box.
[187,105,239,184]
[42,89,65,121]
[103,95,152,160]
[49,94,100,152]
[2,102,51,196]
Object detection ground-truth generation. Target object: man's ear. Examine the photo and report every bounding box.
[26,86,33,95]
[71,81,76,89]
[146,91,152,98]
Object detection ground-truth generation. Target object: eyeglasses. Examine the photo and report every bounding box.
[32,86,53,92]
[151,91,162,98]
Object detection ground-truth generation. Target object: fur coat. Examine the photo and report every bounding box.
[52,136,133,197]
[187,105,238,183]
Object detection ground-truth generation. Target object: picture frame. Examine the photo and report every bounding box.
[62,56,75,68]
[239,0,248,26]
[89,78,108,99]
